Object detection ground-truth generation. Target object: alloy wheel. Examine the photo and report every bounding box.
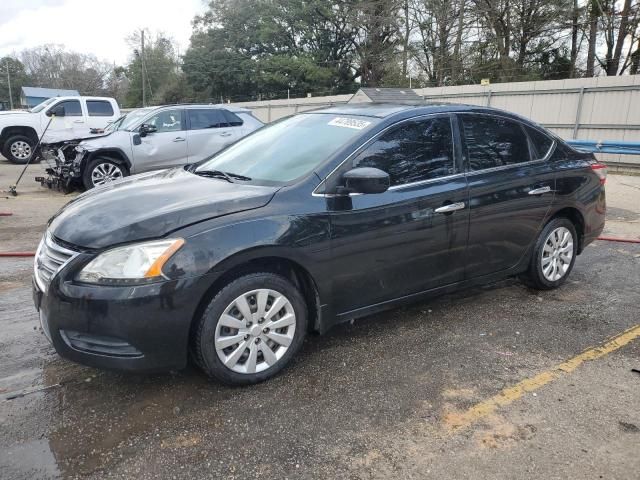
[541,226,574,282]
[91,163,123,186]
[10,140,32,160]
[214,288,296,374]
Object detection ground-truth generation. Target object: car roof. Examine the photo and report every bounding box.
[146,103,252,113]
[306,102,530,122]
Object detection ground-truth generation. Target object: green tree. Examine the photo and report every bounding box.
[125,31,181,107]
[183,0,362,101]
[0,57,28,109]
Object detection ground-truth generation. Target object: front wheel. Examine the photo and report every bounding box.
[82,157,128,189]
[3,135,36,164]
[194,272,308,385]
[523,217,578,290]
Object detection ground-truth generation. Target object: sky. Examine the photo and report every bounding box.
[0,0,207,65]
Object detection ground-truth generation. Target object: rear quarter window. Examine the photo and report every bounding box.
[87,100,114,117]
[525,126,554,160]
[222,110,244,126]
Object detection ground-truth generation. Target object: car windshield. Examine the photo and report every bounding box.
[110,107,156,131]
[29,98,56,113]
[195,113,378,184]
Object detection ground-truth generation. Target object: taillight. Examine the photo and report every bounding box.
[591,163,607,185]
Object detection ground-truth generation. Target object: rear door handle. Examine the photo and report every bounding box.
[173,137,186,142]
[73,120,84,124]
[528,186,553,195]
[220,132,232,137]
[434,202,466,214]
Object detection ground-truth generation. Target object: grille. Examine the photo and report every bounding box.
[34,233,78,293]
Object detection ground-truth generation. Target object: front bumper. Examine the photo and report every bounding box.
[33,267,217,373]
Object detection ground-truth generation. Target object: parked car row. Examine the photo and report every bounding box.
[44,104,263,189]
[33,103,606,385]
[0,96,265,191]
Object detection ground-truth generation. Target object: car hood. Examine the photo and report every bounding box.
[0,110,33,121]
[49,168,279,250]
[77,130,122,150]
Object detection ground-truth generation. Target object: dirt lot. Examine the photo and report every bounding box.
[1,160,639,479]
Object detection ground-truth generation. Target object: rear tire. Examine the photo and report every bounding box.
[3,135,36,164]
[523,217,578,290]
[82,157,128,189]
[194,272,308,385]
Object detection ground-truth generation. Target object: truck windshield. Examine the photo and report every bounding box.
[195,113,378,184]
[29,98,56,113]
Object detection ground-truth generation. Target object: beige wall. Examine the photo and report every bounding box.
[232,75,640,167]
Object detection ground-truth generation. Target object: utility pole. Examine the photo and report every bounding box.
[141,30,146,107]
[6,60,13,110]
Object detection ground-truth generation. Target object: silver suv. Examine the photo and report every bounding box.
[73,104,263,189]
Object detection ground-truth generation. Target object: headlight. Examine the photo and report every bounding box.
[77,238,184,285]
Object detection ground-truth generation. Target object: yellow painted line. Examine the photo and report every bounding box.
[444,324,640,431]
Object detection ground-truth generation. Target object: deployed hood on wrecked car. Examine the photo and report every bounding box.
[48,167,279,249]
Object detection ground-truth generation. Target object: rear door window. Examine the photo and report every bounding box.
[460,115,531,170]
[351,116,455,186]
[188,109,228,130]
[87,100,114,117]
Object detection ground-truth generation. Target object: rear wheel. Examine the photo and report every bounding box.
[3,135,36,164]
[523,217,578,290]
[194,272,307,385]
[82,157,128,189]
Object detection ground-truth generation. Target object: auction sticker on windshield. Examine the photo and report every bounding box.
[328,117,371,130]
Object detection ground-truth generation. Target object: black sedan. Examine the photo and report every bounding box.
[33,103,606,385]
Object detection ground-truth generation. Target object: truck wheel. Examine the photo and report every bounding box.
[3,135,36,164]
[82,157,129,189]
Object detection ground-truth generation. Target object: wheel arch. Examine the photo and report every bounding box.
[0,126,39,147]
[86,148,132,170]
[189,254,323,349]
[549,207,586,253]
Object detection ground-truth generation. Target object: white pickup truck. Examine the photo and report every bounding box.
[0,96,120,164]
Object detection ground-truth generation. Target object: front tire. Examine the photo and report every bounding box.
[82,157,128,189]
[194,272,308,385]
[524,217,578,290]
[3,135,36,164]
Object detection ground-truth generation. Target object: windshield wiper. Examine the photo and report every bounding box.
[224,172,252,181]
[194,169,234,183]
[193,169,252,182]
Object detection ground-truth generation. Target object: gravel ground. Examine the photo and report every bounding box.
[1,160,639,479]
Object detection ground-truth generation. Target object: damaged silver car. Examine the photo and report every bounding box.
[39,104,264,190]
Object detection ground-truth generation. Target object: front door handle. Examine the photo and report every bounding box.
[220,132,232,137]
[434,202,466,214]
[528,186,553,195]
[73,120,84,124]
[173,137,186,142]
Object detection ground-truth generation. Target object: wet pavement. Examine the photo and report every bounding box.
[1,164,640,479]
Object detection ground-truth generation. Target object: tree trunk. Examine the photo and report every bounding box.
[570,0,579,77]
[606,0,632,75]
[402,0,409,79]
[453,0,466,82]
[586,0,599,77]
[630,43,640,75]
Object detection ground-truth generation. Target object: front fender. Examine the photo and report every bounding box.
[165,214,332,304]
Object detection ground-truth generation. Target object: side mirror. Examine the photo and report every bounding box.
[139,124,157,137]
[46,105,65,117]
[341,167,390,194]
